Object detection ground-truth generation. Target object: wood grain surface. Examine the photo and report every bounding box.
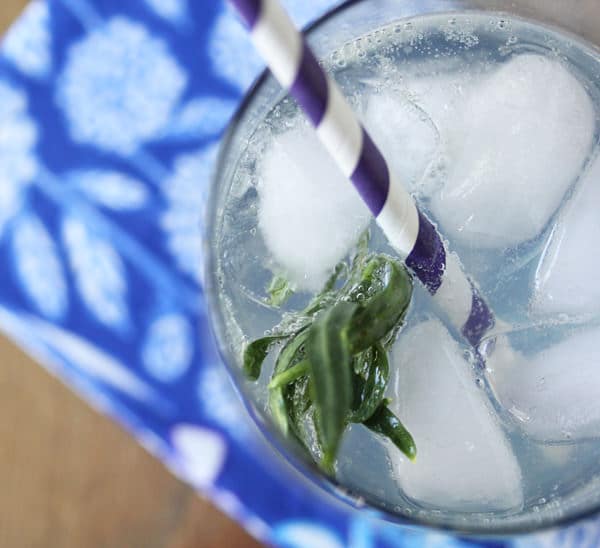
[0,2,262,547]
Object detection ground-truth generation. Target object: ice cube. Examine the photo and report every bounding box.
[404,66,486,146]
[533,155,600,317]
[430,54,595,249]
[362,91,440,193]
[258,123,371,291]
[487,326,600,443]
[388,319,523,512]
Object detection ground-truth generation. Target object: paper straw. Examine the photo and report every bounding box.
[229,0,494,345]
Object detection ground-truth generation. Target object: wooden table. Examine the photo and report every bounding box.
[0,2,261,547]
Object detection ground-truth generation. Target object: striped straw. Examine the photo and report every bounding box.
[229,0,494,346]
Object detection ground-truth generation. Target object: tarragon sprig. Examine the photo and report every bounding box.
[243,231,416,473]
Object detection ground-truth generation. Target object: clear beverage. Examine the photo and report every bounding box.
[209,10,600,532]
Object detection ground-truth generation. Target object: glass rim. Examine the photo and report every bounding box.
[205,0,600,537]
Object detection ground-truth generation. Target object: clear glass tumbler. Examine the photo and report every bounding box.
[206,0,600,536]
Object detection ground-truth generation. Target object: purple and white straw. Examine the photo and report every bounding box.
[230,0,494,346]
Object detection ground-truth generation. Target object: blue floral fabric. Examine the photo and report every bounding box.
[1,1,599,546]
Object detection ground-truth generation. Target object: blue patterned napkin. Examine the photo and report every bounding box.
[0,0,598,545]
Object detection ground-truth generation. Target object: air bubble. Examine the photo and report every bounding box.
[497,19,507,30]
[498,45,512,57]
[535,377,546,392]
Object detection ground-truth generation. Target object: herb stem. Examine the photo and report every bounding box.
[268,359,310,389]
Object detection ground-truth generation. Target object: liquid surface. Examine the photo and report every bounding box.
[213,12,600,529]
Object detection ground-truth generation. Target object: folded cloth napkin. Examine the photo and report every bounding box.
[0,0,597,546]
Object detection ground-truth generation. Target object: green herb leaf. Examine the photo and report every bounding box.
[267,274,294,307]
[349,229,371,284]
[364,403,417,461]
[352,346,373,377]
[348,257,412,353]
[307,301,358,472]
[323,261,346,293]
[349,343,389,423]
[268,329,311,438]
[269,359,310,390]
[243,336,285,380]
[269,387,290,436]
[273,328,310,375]
[285,375,315,448]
